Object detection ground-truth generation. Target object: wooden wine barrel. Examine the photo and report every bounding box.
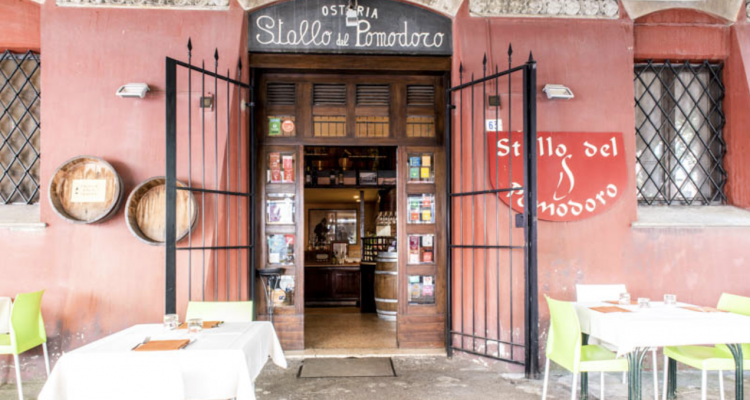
[48,156,123,224]
[375,251,398,321]
[125,177,198,246]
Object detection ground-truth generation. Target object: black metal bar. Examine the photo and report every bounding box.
[727,344,744,400]
[168,57,251,88]
[667,357,677,399]
[201,60,207,301]
[482,54,489,356]
[451,347,525,366]
[581,333,589,400]
[249,75,257,320]
[523,54,540,379]
[177,245,252,251]
[445,82,453,358]
[226,67,231,302]
[238,58,243,301]
[176,186,250,197]
[165,57,178,314]
[451,244,524,250]
[187,39,193,301]
[449,65,526,92]
[451,331,525,347]
[470,71,476,355]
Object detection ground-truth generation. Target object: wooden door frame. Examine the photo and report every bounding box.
[252,53,451,351]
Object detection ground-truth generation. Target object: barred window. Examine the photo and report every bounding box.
[634,60,725,205]
[0,51,40,205]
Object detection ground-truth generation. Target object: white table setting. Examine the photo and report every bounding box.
[38,321,287,400]
[574,296,750,400]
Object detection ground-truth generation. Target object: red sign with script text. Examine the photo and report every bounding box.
[487,132,627,222]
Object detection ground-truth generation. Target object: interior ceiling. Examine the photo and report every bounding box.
[305,188,380,203]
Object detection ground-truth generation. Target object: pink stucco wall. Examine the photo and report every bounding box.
[2,0,750,381]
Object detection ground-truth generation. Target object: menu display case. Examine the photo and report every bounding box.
[408,234,434,264]
[407,194,435,224]
[267,234,295,265]
[266,193,295,224]
[267,151,295,183]
[408,275,436,305]
[407,153,434,183]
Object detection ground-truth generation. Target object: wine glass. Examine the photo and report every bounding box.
[163,314,179,330]
[664,294,677,306]
[186,318,203,340]
[618,293,631,305]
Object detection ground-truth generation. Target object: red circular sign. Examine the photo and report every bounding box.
[281,119,295,133]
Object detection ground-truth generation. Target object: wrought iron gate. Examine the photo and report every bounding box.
[165,40,256,314]
[445,46,539,378]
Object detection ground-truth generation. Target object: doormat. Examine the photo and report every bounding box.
[298,357,396,378]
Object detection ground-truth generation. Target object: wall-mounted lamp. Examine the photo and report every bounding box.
[200,94,215,111]
[346,0,359,27]
[116,83,150,99]
[542,84,574,100]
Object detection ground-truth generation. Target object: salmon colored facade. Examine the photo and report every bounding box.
[2,0,750,381]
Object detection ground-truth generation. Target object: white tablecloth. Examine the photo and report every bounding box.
[39,322,287,400]
[576,302,750,356]
[0,297,10,334]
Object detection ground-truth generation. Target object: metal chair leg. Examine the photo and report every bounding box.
[718,370,725,400]
[600,372,605,400]
[571,372,579,400]
[43,342,51,376]
[542,358,551,400]
[662,354,668,400]
[701,369,707,400]
[652,349,659,400]
[13,353,23,400]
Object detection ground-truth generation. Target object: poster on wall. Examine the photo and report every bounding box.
[486,132,627,222]
[248,0,452,56]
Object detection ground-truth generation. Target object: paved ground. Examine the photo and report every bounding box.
[1,354,745,400]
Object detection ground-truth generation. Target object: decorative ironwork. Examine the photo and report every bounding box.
[0,51,41,205]
[446,46,539,378]
[165,40,254,314]
[634,60,726,205]
[469,0,619,18]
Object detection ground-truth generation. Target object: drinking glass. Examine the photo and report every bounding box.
[163,314,179,330]
[187,318,203,339]
[638,297,651,308]
[664,294,677,306]
[618,293,631,305]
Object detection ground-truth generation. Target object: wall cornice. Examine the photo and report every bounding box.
[56,0,229,10]
[468,0,619,19]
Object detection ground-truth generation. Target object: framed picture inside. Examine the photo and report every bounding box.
[332,241,348,260]
[308,209,358,245]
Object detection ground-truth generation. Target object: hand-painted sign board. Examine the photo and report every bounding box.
[248,0,452,56]
[487,132,627,222]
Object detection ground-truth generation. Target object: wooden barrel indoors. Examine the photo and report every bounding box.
[375,251,398,321]
[48,156,124,224]
[125,177,198,246]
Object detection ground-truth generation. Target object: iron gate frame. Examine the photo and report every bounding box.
[444,47,539,378]
[165,40,256,315]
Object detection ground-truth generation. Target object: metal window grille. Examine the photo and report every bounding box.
[0,51,41,205]
[634,60,726,205]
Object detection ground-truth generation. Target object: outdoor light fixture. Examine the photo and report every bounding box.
[200,94,215,111]
[115,83,150,99]
[346,0,358,27]
[542,84,575,100]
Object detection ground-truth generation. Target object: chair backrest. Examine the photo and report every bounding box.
[575,284,628,303]
[545,295,582,372]
[10,290,47,354]
[185,301,254,322]
[717,293,750,316]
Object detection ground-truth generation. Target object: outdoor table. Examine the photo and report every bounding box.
[575,301,750,400]
[38,321,287,400]
[0,297,10,334]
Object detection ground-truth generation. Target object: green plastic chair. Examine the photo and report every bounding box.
[543,296,628,400]
[662,293,750,400]
[185,301,254,322]
[0,290,50,400]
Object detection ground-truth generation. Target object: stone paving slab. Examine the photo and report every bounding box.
[1,354,745,400]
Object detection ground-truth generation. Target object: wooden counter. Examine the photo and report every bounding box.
[304,263,361,307]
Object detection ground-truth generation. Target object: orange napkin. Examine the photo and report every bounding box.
[177,321,223,329]
[133,339,190,352]
[604,300,637,305]
[680,306,726,313]
[591,306,632,314]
